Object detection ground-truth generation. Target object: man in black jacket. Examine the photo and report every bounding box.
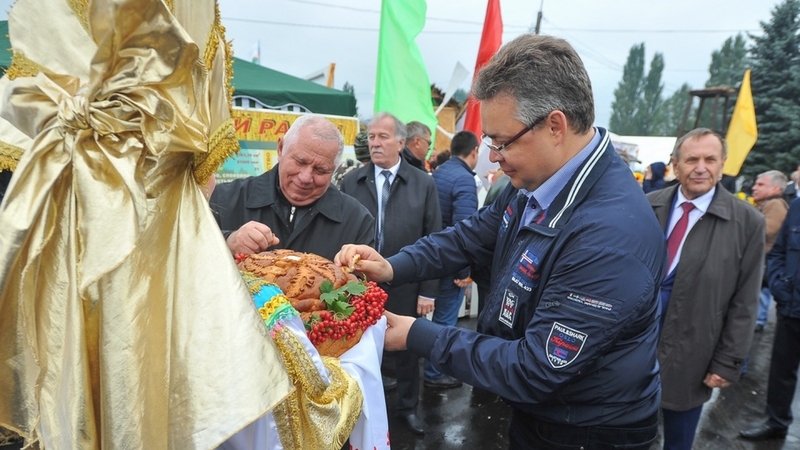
[340,112,442,435]
[209,115,375,260]
[741,196,800,441]
[401,121,431,172]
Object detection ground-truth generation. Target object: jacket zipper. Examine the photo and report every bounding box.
[550,299,615,323]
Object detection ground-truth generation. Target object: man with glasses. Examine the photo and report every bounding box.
[402,121,432,172]
[335,34,665,450]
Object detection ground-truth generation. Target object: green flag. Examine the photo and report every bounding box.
[375,0,437,146]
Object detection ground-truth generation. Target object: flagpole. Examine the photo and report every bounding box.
[534,0,544,34]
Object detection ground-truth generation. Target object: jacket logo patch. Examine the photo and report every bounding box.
[498,289,518,328]
[511,249,540,293]
[566,292,613,312]
[546,322,587,369]
[501,205,513,234]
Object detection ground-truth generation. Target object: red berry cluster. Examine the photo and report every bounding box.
[306,281,388,346]
[234,253,247,264]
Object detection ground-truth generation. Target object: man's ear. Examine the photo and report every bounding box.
[277,137,284,157]
[546,111,568,144]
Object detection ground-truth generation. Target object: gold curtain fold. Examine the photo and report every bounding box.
[0,0,293,448]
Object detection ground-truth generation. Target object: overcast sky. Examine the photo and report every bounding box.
[0,0,782,131]
[218,0,779,131]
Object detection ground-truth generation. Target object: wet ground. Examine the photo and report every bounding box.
[2,309,797,450]
[386,308,800,450]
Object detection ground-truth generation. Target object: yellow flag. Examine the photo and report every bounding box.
[723,69,758,176]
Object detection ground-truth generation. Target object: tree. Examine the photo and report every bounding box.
[609,44,645,134]
[706,34,750,88]
[635,53,665,135]
[609,43,665,135]
[743,0,800,178]
[342,81,358,116]
[692,34,750,133]
[452,88,469,105]
[654,83,692,136]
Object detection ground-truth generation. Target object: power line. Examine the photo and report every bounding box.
[221,16,528,34]
[280,0,530,28]
[278,0,760,34]
[548,27,759,34]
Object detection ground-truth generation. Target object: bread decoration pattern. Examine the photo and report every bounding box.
[238,250,388,357]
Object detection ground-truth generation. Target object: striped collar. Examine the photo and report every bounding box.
[535,127,613,230]
[519,128,601,217]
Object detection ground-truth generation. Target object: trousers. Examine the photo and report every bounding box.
[765,314,800,428]
[507,409,658,450]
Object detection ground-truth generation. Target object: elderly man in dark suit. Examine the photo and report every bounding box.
[339,112,442,435]
[647,128,765,450]
[209,115,375,260]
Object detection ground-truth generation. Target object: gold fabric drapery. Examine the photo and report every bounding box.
[0,0,294,448]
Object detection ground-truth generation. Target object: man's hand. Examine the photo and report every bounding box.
[453,277,472,288]
[384,311,416,351]
[334,244,394,282]
[417,297,434,316]
[703,373,731,389]
[226,221,280,255]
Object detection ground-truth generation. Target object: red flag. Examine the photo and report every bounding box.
[464,0,503,136]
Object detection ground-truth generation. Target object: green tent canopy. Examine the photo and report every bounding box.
[231,58,355,117]
[0,21,356,117]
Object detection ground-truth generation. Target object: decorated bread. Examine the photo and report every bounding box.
[237,250,387,357]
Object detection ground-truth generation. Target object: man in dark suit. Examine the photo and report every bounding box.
[340,112,441,435]
[647,128,765,450]
[401,121,431,172]
[209,115,375,260]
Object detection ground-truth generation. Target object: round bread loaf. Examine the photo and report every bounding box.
[239,249,387,358]
[237,249,357,312]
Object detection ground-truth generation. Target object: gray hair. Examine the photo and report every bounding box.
[672,128,727,161]
[758,170,788,188]
[472,34,595,134]
[406,121,431,140]
[282,114,345,166]
[371,112,407,142]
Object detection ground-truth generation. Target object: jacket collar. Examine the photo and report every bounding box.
[650,183,733,222]
[401,147,425,171]
[358,158,416,184]
[243,164,349,223]
[444,156,476,175]
[537,127,614,230]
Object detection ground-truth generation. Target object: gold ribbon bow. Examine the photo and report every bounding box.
[0,0,293,448]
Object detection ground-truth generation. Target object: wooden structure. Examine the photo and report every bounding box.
[677,86,736,138]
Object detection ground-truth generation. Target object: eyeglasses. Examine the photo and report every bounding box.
[416,136,432,147]
[481,114,548,156]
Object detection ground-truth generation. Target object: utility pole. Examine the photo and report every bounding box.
[534,0,544,34]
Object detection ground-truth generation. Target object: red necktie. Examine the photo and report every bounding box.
[666,202,695,270]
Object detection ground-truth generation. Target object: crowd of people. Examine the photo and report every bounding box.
[210,33,800,449]
[2,4,800,449]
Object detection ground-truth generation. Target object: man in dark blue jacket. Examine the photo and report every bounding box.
[741,197,800,441]
[424,130,479,388]
[335,34,665,450]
